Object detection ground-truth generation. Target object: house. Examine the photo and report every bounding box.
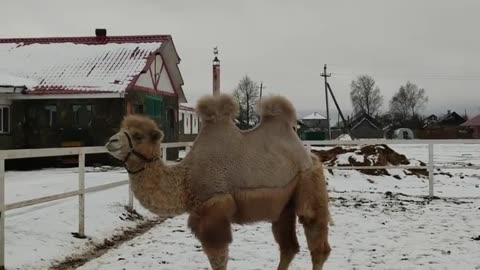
[0,29,186,161]
[301,112,328,129]
[418,110,469,139]
[461,114,480,139]
[179,104,200,142]
[298,112,329,140]
[424,110,465,128]
[349,112,383,138]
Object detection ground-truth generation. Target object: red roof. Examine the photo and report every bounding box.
[461,114,480,127]
[0,34,185,100]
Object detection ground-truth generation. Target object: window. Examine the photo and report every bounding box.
[38,105,57,127]
[0,106,10,134]
[145,96,163,117]
[73,104,93,127]
[133,104,144,114]
[167,108,175,129]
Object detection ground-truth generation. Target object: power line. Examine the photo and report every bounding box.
[331,71,480,81]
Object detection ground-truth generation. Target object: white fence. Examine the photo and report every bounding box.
[303,139,480,197]
[0,142,193,269]
[0,139,479,268]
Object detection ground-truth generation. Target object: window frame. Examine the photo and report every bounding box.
[0,105,11,134]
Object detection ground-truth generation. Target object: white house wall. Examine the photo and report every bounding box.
[134,55,174,94]
[134,69,154,89]
[179,109,199,135]
[158,66,174,93]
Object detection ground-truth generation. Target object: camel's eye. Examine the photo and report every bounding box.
[132,133,144,141]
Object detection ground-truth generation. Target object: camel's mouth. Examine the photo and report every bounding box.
[105,135,127,159]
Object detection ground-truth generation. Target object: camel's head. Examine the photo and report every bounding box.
[105,114,164,162]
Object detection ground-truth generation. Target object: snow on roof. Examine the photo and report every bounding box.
[302,112,327,120]
[0,36,167,95]
[179,104,195,112]
[0,72,38,88]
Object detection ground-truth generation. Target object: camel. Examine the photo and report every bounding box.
[105,93,331,270]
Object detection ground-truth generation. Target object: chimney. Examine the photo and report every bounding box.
[447,110,451,115]
[95,28,107,38]
[212,47,220,96]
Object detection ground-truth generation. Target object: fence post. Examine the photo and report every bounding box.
[0,159,5,270]
[128,183,134,210]
[306,143,312,153]
[428,143,434,197]
[162,146,167,162]
[78,152,86,238]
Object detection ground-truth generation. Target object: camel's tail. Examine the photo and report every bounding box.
[256,95,297,126]
[195,94,239,123]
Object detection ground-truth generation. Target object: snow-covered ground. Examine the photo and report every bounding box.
[5,167,157,270]
[4,145,480,269]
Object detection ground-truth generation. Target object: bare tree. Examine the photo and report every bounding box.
[233,75,259,128]
[389,81,428,120]
[350,75,383,115]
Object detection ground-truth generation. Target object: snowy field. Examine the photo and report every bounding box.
[3,144,480,269]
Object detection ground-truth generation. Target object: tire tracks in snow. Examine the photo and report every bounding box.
[48,208,167,270]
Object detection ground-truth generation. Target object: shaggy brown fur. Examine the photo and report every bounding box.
[105,93,332,270]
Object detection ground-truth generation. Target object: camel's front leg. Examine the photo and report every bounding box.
[203,245,229,270]
[187,195,236,270]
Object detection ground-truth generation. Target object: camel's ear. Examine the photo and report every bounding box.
[150,129,164,142]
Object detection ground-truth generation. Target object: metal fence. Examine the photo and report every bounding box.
[303,139,480,197]
[0,142,193,269]
[0,139,479,268]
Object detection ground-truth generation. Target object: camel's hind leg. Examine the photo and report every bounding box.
[296,155,331,270]
[272,205,300,270]
[300,218,330,270]
[187,195,237,270]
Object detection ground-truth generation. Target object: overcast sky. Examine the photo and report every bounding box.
[2,0,480,118]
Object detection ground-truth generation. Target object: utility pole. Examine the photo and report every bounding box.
[259,82,265,102]
[212,47,220,96]
[321,64,331,140]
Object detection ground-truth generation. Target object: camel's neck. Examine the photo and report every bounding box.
[127,159,190,217]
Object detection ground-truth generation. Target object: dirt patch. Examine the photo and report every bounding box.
[49,207,166,270]
[312,144,427,177]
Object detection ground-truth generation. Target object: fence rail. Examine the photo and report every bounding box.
[304,139,480,199]
[0,138,479,268]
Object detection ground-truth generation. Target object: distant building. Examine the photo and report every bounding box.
[301,112,328,129]
[424,110,466,128]
[461,114,480,139]
[179,105,200,142]
[418,110,469,139]
[299,112,328,140]
[349,112,383,139]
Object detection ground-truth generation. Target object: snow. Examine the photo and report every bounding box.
[5,167,157,270]
[4,144,480,269]
[302,112,327,120]
[335,133,352,140]
[0,72,38,88]
[0,41,163,93]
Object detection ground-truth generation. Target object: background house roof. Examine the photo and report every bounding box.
[302,112,327,120]
[350,112,382,130]
[0,34,184,98]
[461,114,480,127]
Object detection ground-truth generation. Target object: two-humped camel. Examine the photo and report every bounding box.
[105,93,331,270]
